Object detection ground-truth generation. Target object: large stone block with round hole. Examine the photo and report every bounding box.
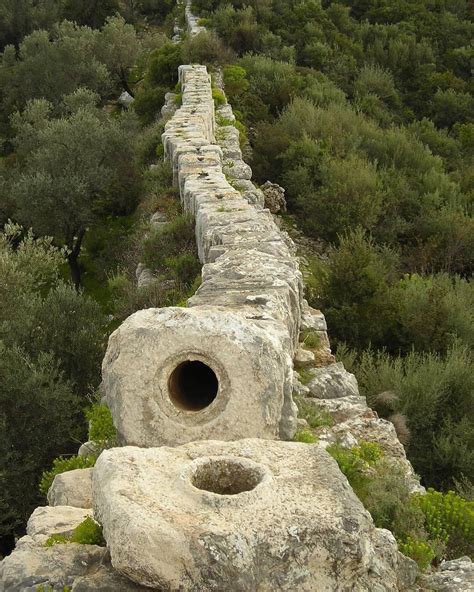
[92,439,416,591]
[102,307,296,447]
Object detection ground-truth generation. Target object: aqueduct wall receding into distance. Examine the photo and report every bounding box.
[4,3,472,591]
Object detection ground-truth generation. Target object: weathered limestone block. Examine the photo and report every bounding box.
[303,395,370,423]
[0,542,107,592]
[0,506,151,591]
[306,362,359,399]
[118,91,134,108]
[78,440,101,457]
[294,346,315,366]
[231,179,265,208]
[71,562,153,591]
[103,307,295,446]
[185,0,206,35]
[47,468,93,509]
[135,263,155,288]
[93,440,416,591]
[26,506,92,544]
[223,158,252,180]
[420,557,474,591]
[301,302,327,331]
[261,180,287,213]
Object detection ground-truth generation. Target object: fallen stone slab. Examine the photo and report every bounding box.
[26,506,93,544]
[47,468,93,509]
[306,362,359,399]
[0,540,107,592]
[419,557,474,591]
[93,439,416,591]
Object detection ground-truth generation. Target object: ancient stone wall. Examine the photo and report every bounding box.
[101,63,305,448]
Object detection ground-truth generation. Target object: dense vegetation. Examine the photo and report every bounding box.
[0,0,472,570]
[0,0,182,555]
[185,0,473,496]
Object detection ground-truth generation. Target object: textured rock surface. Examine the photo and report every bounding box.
[261,181,287,213]
[301,359,424,492]
[47,468,93,509]
[420,557,474,591]
[306,362,359,399]
[0,542,107,591]
[118,91,134,107]
[94,440,416,591]
[104,63,304,444]
[0,505,152,591]
[26,506,92,543]
[103,307,294,446]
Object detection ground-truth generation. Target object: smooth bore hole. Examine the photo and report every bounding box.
[192,460,263,495]
[168,361,218,411]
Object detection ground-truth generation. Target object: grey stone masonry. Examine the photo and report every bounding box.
[101,65,304,447]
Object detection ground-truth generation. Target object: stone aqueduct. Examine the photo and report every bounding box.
[1,4,470,591]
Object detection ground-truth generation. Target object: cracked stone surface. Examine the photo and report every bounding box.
[93,439,417,591]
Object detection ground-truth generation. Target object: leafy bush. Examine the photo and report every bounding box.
[146,42,182,87]
[165,253,201,287]
[296,399,333,429]
[45,517,105,548]
[212,88,226,107]
[182,30,234,65]
[415,489,474,559]
[294,429,318,444]
[39,456,96,496]
[314,228,399,349]
[300,329,320,349]
[85,403,116,446]
[398,537,436,570]
[70,517,105,546]
[44,534,70,547]
[141,214,197,271]
[133,86,167,125]
[338,343,474,490]
[327,441,383,496]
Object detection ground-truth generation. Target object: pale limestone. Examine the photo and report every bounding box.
[26,506,92,544]
[47,468,93,509]
[93,439,416,591]
[103,307,295,446]
[306,362,359,399]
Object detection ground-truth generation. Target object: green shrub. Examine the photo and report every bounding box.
[44,517,105,548]
[300,328,320,349]
[297,399,333,429]
[141,214,197,271]
[133,86,167,125]
[212,88,226,107]
[165,253,201,287]
[223,65,249,100]
[182,30,234,65]
[296,368,314,385]
[398,537,436,570]
[70,517,105,546]
[338,343,474,490]
[85,403,116,446]
[315,228,399,350]
[294,429,318,444]
[39,456,96,496]
[146,43,182,87]
[327,442,383,498]
[415,489,474,559]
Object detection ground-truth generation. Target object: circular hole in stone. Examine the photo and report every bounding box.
[168,360,218,411]
[191,459,264,495]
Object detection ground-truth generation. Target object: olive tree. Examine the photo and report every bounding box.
[0,223,105,552]
[9,89,141,287]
